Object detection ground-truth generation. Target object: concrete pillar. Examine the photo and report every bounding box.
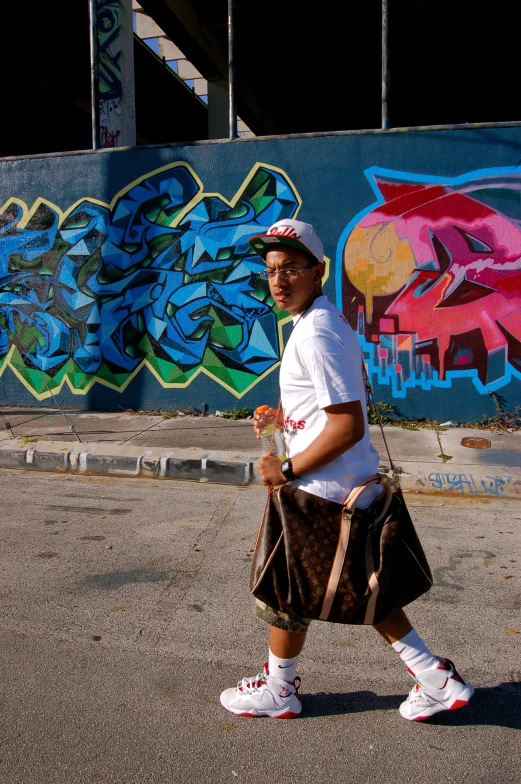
[97,0,136,148]
[207,79,229,140]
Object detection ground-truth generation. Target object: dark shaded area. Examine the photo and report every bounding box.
[140,0,521,136]
[0,1,207,157]
[1,0,520,158]
[133,36,207,145]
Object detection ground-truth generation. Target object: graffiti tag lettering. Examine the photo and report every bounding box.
[420,470,508,496]
[100,126,121,148]
[0,163,301,400]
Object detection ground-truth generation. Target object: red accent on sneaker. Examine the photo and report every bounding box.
[410,696,470,721]
[274,710,301,719]
[450,698,469,710]
[441,658,467,685]
[237,709,300,719]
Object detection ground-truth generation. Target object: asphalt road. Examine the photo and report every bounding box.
[0,470,519,784]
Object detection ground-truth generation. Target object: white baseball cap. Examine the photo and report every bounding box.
[248,219,324,263]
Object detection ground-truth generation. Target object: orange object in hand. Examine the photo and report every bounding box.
[255,405,286,460]
[255,405,275,451]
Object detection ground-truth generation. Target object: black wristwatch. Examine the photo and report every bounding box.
[281,458,300,481]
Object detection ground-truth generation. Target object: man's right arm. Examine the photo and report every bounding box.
[289,400,365,477]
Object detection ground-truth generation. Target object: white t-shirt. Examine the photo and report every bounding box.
[280,295,380,507]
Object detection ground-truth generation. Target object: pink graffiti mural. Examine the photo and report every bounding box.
[340,169,521,396]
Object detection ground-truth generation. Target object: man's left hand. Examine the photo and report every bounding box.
[259,453,287,487]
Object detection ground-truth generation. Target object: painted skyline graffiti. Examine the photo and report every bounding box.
[339,167,521,398]
[0,163,300,401]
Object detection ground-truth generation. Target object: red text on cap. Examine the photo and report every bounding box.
[267,225,300,239]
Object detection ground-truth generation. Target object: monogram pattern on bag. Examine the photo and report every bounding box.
[250,484,432,625]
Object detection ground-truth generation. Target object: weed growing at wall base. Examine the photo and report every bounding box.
[215,407,250,420]
[462,393,521,432]
[367,393,521,432]
[367,401,425,431]
[120,405,251,419]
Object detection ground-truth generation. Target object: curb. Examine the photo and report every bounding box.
[378,460,521,501]
[0,438,520,499]
[0,439,253,487]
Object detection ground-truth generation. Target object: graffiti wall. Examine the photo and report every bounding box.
[0,164,297,401]
[1,126,521,419]
[340,168,521,400]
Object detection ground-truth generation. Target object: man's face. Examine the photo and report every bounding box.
[265,248,323,315]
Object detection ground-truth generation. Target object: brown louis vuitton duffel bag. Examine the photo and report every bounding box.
[250,474,433,625]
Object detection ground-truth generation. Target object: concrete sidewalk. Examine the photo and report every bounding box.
[0,406,520,499]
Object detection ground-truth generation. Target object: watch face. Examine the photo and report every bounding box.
[281,460,293,479]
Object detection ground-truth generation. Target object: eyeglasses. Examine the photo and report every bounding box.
[258,265,314,281]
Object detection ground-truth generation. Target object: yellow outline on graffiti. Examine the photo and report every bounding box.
[0,160,327,401]
[0,162,204,229]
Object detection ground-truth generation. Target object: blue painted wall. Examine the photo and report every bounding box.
[1,125,521,421]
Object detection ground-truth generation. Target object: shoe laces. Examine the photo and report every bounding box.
[407,683,438,707]
[237,664,300,697]
[409,684,424,700]
[408,681,447,705]
[237,670,266,695]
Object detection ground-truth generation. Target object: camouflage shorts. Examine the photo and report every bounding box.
[253,598,312,634]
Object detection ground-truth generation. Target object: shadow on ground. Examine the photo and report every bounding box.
[301,683,521,729]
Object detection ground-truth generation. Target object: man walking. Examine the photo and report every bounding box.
[220,219,474,721]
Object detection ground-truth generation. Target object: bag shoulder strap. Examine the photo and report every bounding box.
[362,357,397,478]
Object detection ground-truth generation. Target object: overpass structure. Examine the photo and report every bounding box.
[1,1,519,157]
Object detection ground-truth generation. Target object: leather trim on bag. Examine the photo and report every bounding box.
[363,531,379,625]
[251,530,284,592]
[319,474,387,621]
[318,508,352,620]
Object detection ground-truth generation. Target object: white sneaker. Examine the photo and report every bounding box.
[220,663,302,718]
[400,658,474,721]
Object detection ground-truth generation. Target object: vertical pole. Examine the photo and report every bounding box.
[208,80,230,139]
[89,0,100,149]
[95,0,136,149]
[228,0,237,138]
[382,0,389,130]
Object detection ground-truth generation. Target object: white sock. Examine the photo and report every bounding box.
[268,649,299,683]
[392,629,440,676]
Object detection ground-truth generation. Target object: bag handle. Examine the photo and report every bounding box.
[320,473,393,622]
[343,474,393,523]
